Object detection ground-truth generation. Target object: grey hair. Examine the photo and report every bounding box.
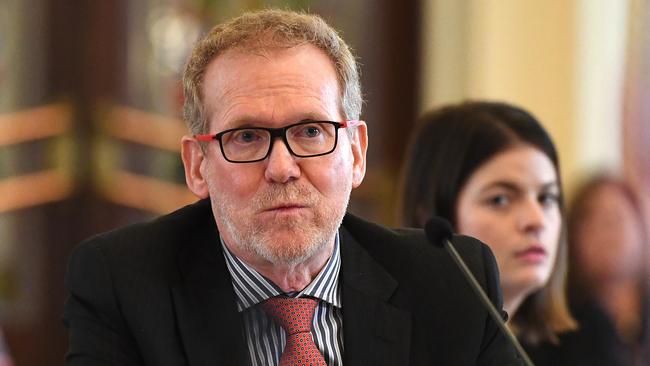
[182,9,363,135]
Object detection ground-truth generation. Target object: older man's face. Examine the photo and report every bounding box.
[182,44,367,266]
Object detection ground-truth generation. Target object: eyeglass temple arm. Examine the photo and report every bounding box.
[194,134,216,142]
[342,119,362,128]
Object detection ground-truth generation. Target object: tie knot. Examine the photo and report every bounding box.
[262,296,318,335]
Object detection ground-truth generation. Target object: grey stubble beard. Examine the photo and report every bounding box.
[213,181,350,266]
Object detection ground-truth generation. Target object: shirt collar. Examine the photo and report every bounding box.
[221,232,342,312]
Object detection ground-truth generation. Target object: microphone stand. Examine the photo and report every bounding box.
[442,238,535,366]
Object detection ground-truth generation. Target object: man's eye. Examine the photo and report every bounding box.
[233,130,262,143]
[302,125,322,138]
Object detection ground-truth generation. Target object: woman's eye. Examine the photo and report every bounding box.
[539,192,559,207]
[487,194,510,207]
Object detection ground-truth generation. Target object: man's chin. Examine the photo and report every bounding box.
[253,231,328,265]
[254,217,314,238]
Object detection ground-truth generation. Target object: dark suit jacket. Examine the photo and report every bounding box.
[63,199,522,365]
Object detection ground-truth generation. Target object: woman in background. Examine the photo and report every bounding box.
[539,175,650,365]
[400,101,576,350]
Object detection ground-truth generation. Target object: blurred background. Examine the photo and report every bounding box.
[0,0,648,364]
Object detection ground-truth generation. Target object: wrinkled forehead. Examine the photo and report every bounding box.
[201,45,343,129]
[203,41,340,88]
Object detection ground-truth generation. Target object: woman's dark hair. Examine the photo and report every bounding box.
[401,101,560,228]
[399,100,576,344]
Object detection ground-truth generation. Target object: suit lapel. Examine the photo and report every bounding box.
[340,226,412,366]
[168,204,412,365]
[171,215,249,366]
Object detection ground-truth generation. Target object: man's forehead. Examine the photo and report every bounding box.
[201,44,343,128]
[204,44,336,79]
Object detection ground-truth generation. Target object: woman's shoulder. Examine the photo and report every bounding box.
[524,301,632,366]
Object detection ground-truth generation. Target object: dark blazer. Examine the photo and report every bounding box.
[63,199,522,365]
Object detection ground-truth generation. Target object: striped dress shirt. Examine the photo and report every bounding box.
[221,234,344,366]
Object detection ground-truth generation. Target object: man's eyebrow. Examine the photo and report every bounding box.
[220,116,264,129]
[222,116,330,129]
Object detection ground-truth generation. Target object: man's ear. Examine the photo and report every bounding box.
[349,121,368,188]
[181,135,209,198]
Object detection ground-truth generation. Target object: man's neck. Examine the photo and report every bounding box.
[225,239,335,293]
[257,256,331,292]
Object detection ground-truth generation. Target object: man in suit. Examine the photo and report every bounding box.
[63,9,522,366]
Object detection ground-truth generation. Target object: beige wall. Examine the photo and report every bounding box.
[420,0,629,195]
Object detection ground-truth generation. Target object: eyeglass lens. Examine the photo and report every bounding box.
[220,122,338,162]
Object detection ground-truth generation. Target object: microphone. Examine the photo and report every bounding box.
[425,217,534,366]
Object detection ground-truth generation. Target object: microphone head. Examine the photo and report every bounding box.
[424,217,454,247]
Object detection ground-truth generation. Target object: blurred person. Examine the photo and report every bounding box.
[530,175,650,365]
[63,10,522,366]
[0,329,13,366]
[400,101,577,351]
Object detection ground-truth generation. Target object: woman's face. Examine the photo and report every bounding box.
[573,183,644,283]
[456,144,562,301]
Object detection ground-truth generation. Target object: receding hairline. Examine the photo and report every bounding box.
[182,9,362,137]
[191,36,348,123]
[200,44,345,129]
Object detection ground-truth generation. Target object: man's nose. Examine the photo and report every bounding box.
[264,138,301,183]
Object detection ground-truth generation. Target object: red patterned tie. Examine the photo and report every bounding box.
[262,296,327,366]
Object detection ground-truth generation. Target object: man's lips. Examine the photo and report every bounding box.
[262,204,309,212]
